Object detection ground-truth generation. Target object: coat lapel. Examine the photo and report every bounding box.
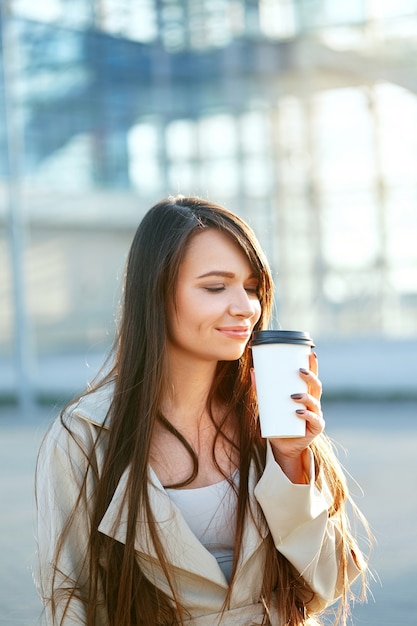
[98,465,229,588]
[98,462,269,589]
[236,462,269,571]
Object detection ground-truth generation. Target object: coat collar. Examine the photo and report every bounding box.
[70,382,114,429]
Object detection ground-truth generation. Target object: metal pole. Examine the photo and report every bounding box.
[0,2,36,411]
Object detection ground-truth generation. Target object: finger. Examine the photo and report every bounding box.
[296,408,325,435]
[299,367,322,400]
[309,351,318,376]
[291,392,322,417]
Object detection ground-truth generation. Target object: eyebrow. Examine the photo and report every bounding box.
[196,270,258,279]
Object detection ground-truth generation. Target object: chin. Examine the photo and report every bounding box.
[217,348,246,361]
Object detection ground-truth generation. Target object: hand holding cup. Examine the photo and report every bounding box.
[250,330,317,438]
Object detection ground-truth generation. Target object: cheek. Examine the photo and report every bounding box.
[172,289,203,331]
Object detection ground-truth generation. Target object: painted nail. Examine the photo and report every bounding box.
[299,368,309,375]
[296,409,306,414]
[291,393,303,399]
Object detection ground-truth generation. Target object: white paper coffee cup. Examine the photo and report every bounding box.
[250,330,315,438]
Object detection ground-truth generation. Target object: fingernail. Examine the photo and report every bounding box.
[299,368,309,374]
[296,409,306,414]
[312,351,318,359]
[291,393,303,399]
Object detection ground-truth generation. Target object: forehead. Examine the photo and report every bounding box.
[182,228,253,272]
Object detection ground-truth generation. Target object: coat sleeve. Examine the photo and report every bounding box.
[254,442,362,612]
[35,414,107,626]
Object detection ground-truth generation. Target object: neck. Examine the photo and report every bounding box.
[162,354,218,430]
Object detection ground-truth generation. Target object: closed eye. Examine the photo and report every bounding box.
[245,282,259,295]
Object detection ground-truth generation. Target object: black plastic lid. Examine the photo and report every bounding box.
[250,329,315,347]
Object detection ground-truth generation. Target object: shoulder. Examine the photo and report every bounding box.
[39,382,114,471]
[67,380,115,429]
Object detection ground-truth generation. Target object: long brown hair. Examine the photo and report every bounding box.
[39,196,369,625]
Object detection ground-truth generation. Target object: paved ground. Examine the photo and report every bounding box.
[0,399,416,625]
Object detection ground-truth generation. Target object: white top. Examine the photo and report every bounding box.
[166,473,239,582]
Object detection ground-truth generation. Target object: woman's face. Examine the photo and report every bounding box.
[167,228,262,365]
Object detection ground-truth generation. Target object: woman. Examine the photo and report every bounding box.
[36,196,370,625]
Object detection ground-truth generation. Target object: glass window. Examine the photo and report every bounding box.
[32,134,94,190]
[168,162,195,193]
[160,1,187,50]
[321,190,379,270]
[166,119,196,159]
[186,0,237,49]
[198,114,237,158]
[240,110,269,154]
[386,188,417,293]
[376,84,417,184]
[97,0,157,42]
[296,0,365,28]
[127,122,161,192]
[259,0,297,39]
[13,0,62,22]
[243,157,272,197]
[367,0,417,19]
[13,0,93,27]
[314,88,375,188]
[200,158,239,196]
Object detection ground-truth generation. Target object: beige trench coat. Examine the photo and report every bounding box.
[35,385,361,625]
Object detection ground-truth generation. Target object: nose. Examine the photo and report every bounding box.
[229,287,259,319]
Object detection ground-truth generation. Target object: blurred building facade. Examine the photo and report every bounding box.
[1,0,417,363]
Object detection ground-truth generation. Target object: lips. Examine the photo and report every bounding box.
[217,326,252,339]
